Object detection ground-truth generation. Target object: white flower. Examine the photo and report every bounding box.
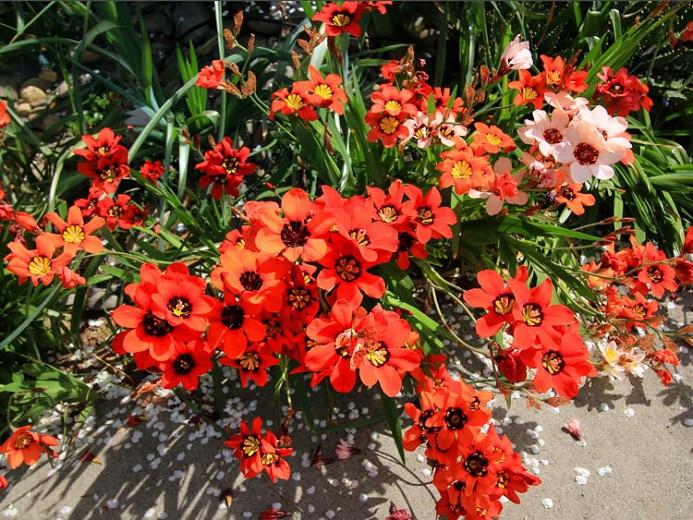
[576,105,631,154]
[621,348,647,378]
[555,120,623,183]
[598,341,624,380]
[501,35,533,71]
[518,109,571,158]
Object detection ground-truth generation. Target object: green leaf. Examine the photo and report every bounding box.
[381,392,405,464]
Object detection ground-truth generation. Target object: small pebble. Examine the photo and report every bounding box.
[683,418,693,427]
[542,498,554,509]
[624,408,635,418]
[358,493,368,503]
[597,466,612,477]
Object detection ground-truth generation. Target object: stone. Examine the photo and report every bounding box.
[14,101,32,116]
[19,84,48,107]
[38,69,59,83]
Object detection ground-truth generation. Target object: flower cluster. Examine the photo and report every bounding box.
[194,136,256,199]
[583,228,692,386]
[464,269,597,399]
[270,66,347,121]
[312,1,392,38]
[224,417,293,483]
[594,66,653,117]
[403,358,540,519]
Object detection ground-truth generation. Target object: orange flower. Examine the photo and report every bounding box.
[471,123,515,154]
[269,87,317,121]
[553,183,595,216]
[294,66,347,114]
[43,205,105,255]
[196,59,225,89]
[508,70,546,109]
[437,147,494,195]
[0,425,59,469]
[5,234,72,286]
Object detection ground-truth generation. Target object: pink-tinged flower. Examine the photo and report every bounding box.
[500,35,533,71]
[544,92,589,115]
[403,112,435,148]
[555,120,623,183]
[434,112,468,147]
[469,158,528,215]
[518,109,570,158]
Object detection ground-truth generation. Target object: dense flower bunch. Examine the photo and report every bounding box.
[403,358,541,519]
[582,228,693,386]
[594,66,653,117]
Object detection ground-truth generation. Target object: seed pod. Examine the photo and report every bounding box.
[233,10,244,35]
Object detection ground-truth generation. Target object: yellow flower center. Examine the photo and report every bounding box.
[546,70,561,85]
[62,224,85,244]
[14,433,33,450]
[262,452,279,466]
[521,87,537,100]
[242,435,260,456]
[285,93,304,111]
[331,13,351,27]
[521,303,544,326]
[485,133,502,146]
[384,100,402,113]
[28,256,52,276]
[451,160,473,179]
[314,84,333,100]
[365,341,390,367]
[379,116,399,135]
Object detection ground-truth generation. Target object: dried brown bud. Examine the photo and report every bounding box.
[247,33,255,54]
[223,28,235,49]
[479,64,490,84]
[296,38,311,54]
[207,134,217,148]
[228,62,240,75]
[233,10,244,35]
[291,50,302,70]
[224,82,242,98]
[241,71,256,97]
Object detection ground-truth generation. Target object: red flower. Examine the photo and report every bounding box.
[370,85,417,118]
[333,202,399,262]
[159,339,213,390]
[74,127,130,194]
[196,59,225,89]
[0,426,59,469]
[149,263,214,332]
[140,160,165,183]
[5,234,72,286]
[552,183,595,216]
[212,248,290,312]
[520,333,596,398]
[96,194,145,230]
[401,186,457,244]
[221,344,279,388]
[366,180,409,228]
[463,267,529,338]
[313,1,364,38]
[294,66,347,114]
[595,66,653,117]
[317,235,386,307]
[305,299,364,393]
[683,226,693,255]
[0,100,10,128]
[508,277,577,349]
[540,55,587,93]
[259,430,293,483]
[207,296,265,359]
[43,205,105,255]
[635,243,678,298]
[269,87,317,121]
[225,417,264,478]
[366,110,410,147]
[351,306,421,397]
[194,138,256,199]
[0,475,7,489]
[111,263,199,361]
[254,188,330,262]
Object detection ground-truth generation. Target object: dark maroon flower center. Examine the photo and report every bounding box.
[574,142,599,165]
[221,304,244,329]
[173,354,195,375]
[280,220,309,248]
[240,271,263,291]
[541,350,565,375]
[464,451,489,477]
[142,311,173,337]
[335,256,362,282]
